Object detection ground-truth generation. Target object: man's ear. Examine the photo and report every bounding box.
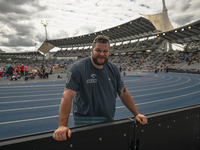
[90,48,93,55]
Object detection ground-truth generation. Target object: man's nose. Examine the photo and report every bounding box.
[99,51,104,55]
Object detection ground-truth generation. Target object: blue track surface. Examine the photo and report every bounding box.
[0,72,200,139]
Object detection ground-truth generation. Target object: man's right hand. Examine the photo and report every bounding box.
[53,126,72,141]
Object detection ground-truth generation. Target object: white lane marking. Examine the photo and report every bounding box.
[1,86,200,125]
[116,90,200,108]
[126,76,177,88]
[129,77,191,92]
[0,105,60,112]
[0,85,64,92]
[2,80,199,111]
[0,84,64,89]
[131,79,200,98]
[0,88,62,95]
[1,89,200,125]
[135,90,200,106]
[1,93,62,99]
[0,113,72,125]
[124,75,165,83]
[0,98,60,104]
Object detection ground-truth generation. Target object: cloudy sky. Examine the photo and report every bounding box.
[0,0,200,53]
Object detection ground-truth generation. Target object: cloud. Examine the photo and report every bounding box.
[0,0,200,53]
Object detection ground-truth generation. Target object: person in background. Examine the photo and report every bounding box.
[41,65,45,78]
[154,67,158,77]
[20,64,24,78]
[16,65,20,74]
[8,65,14,78]
[5,63,10,78]
[50,65,53,74]
[25,65,29,75]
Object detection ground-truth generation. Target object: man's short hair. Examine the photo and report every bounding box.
[92,35,110,49]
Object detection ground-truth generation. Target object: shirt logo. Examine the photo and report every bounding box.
[108,77,111,80]
[91,74,96,79]
[87,74,97,83]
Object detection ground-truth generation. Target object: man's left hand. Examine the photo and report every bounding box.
[135,114,147,125]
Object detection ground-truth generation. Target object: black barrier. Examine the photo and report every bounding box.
[135,104,200,150]
[0,118,134,150]
[0,104,199,150]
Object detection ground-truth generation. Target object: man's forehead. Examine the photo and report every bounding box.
[94,43,109,49]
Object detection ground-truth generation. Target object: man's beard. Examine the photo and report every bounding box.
[92,54,108,66]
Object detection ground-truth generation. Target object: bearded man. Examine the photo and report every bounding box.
[53,35,147,141]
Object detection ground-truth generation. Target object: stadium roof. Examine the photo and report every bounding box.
[38,39,55,54]
[47,17,157,48]
[0,51,43,58]
[47,16,200,51]
[156,19,200,44]
[141,0,174,32]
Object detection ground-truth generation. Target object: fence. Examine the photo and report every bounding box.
[0,104,199,150]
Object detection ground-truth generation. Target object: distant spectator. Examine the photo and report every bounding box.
[154,67,158,77]
[5,63,10,77]
[45,71,49,79]
[8,65,14,77]
[50,65,53,74]
[25,65,29,75]
[0,65,3,78]
[41,65,45,78]
[0,65,3,72]
[16,65,20,74]
[20,64,24,77]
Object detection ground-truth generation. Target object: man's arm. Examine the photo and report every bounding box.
[53,88,76,141]
[118,86,147,125]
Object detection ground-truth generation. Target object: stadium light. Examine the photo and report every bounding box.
[188,26,191,29]
[41,19,48,39]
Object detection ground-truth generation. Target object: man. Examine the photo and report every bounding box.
[20,64,24,77]
[8,65,14,78]
[16,65,20,74]
[25,65,29,75]
[5,63,10,78]
[53,35,147,141]
[50,65,53,74]
[41,65,45,78]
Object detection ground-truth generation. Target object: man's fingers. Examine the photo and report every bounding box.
[140,117,147,125]
[68,129,72,138]
[135,114,148,125]
[136,117,142,123]
[53,127,72,141]
[61,132,67,141]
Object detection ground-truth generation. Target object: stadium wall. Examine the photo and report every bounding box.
[168,69,200,74]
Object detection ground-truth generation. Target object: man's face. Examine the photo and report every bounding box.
[91,43,109,66]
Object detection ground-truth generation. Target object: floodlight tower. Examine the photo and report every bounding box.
[41,19,48,40]
[34,42,37,60]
